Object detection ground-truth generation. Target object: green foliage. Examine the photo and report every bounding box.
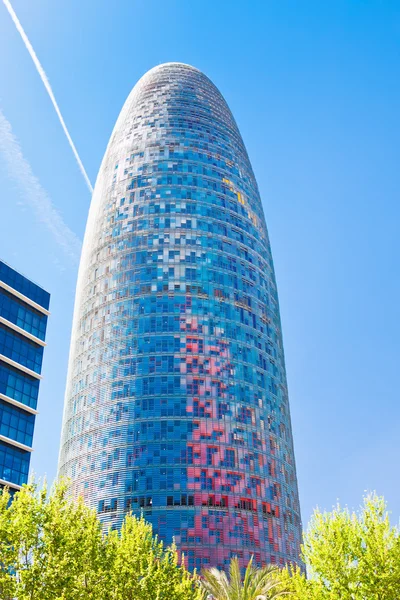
[200,556,288,600]
[0,481,203,600]
[2,485,399,600]
[108,515,202,600]
[281,493,400,599]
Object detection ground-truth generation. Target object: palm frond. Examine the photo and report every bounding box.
[229,557,243,600]
[201,565,231,600]
[201,557,291,600]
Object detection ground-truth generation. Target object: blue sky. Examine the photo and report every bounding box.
[0,0,399,526]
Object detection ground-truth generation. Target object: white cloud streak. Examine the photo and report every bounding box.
[2,0,93,194]
[0,108,82,264]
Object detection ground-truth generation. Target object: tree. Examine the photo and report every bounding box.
[108,513,203,600]
[200,556,289,600]
[0,481,109,599]
[281,493,400,599]
[0,481,203,600]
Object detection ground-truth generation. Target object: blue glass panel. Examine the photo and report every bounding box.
[0,261,50,310]
[0,401,35,447]
[0,441,30,487]
[0,324,43,374]
[0,289,48,341]
[0,363,39,409]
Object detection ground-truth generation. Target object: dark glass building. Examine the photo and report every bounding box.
[58,63,302,570]
[0,260,49,491]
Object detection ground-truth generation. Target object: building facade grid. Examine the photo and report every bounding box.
[0,260,49,490]
[59,63,302,571]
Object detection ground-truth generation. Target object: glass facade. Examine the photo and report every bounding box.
[0,323,44,374]
[0,442,30,487]
[0,262,50,310]
[0,260,49,490]
[0,400,35,447]
[0,363,39,410]
[58,63,302,570]
[0,288,48,341]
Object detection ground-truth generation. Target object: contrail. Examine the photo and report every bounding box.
[2,0,93,194]
[0,108,82,264]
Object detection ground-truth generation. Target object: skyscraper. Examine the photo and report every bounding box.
[59,63,302,570]
[0,260,49,492]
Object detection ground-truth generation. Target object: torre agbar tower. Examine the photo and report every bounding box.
[58,63,302,571]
